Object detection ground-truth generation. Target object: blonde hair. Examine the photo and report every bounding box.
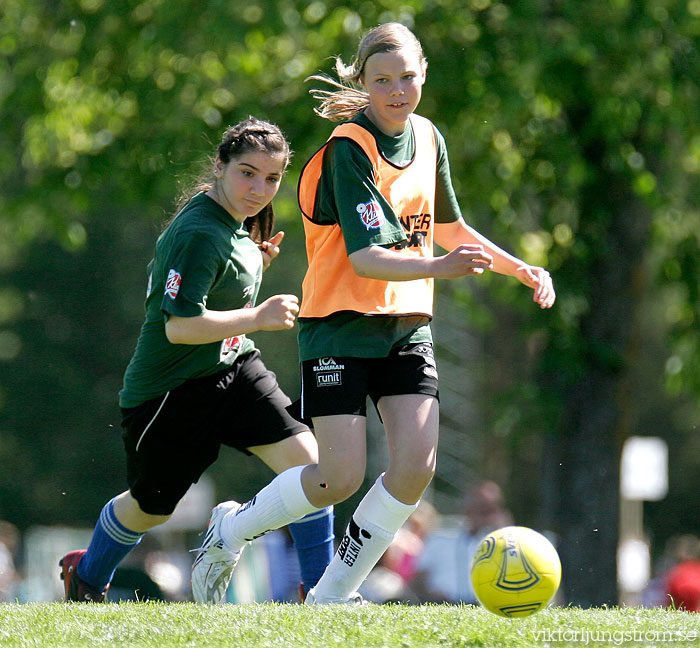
[307,22,427,122]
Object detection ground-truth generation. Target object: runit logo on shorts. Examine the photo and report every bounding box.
[356,200,385,230]
[337,518,373,567]
[312,357,344,387]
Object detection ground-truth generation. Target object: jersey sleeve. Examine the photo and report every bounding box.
[157,232,220,319]
[325,139,408,255]
[433,126,462,224]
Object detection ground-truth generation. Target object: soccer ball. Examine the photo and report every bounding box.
[470,525,561,617]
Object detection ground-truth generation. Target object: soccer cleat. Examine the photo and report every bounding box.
[191,500,243,604]
[304,587,367,606]
[59,549,109,602]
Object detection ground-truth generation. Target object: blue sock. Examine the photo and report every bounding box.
[77,498,144,591]
[288,506,334,593]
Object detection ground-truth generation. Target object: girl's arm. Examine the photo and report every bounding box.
[435,218,556,309]
[349,243,493,281]
[164,294,299,345]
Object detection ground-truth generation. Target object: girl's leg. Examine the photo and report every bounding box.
[69,491,170,597]
[194,417,367,603]
[309,394,438,603]
[304,415,368,506]
[379,393,439,505]
[248,430,319,473]
[219,416,367,551]
[113,490,172,532]
[248,431,335,594]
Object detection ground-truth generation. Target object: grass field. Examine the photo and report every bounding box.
[0,603,697,648]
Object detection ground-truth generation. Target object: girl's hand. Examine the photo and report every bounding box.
[515,265,556,309]
[260,231,285,270]
[254,294,299,330]
[435,244,494,279]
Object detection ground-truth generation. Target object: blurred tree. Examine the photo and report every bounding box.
[0,0,698,606]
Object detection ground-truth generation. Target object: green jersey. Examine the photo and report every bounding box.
[120,193,260,408]
[297,111,461,361]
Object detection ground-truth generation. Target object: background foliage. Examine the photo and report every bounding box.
[1,0,699,606]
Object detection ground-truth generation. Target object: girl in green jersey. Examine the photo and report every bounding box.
[60,117,334,604]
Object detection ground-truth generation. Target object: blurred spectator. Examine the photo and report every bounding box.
[410,480,512,604]
[0,521,21,602]
[644,534,700,612]
[666,559,700,612]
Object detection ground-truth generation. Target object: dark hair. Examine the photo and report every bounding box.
[173,117,291,243]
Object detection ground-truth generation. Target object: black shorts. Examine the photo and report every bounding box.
[120,350,308,515]
[300,343,439,419]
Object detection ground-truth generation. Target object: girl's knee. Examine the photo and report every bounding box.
[321,472,364,504]
[391,460,435,494]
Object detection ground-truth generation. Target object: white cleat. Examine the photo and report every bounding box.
[304,587,367,606]
[191,500,243,604]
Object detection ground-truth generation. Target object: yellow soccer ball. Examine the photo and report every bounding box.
[470,525,561,617]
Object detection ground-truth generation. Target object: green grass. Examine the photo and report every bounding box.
[0,603,697,648]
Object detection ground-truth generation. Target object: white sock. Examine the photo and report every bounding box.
[311,473,418,600]
[219,465,318,552]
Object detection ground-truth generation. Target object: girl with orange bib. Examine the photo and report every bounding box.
[295,21,555,604]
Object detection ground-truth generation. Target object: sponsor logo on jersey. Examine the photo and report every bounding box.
[222,336,242,353]
[356,200,385,230]
[393,213,432,250]
[164,269,182,299]
[313,357,344,387]
[218,302,253,364]
[219,335,245,363]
